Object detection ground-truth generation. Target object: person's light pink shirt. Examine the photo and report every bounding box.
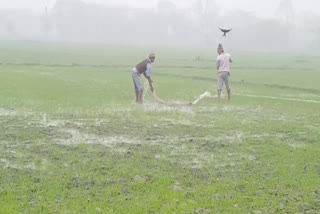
[216,53,232,72]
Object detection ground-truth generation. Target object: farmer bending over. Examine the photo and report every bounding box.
[132,53,155,104]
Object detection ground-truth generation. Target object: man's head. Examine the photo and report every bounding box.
[149,53,156,62]
[217,43,224,55]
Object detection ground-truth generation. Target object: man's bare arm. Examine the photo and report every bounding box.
[147,76,154,92]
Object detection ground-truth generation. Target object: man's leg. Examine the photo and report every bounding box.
[225,73,231,101]
[138,90,143,104]
[217,73,223,99]
[133,72,143,103]
[135,90,139,102]
[217,89,222,99]
[132,73,139,103]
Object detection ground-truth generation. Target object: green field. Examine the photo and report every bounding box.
[0,42,320,213]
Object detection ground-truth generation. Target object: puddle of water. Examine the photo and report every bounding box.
[0,108,17,116]
[55,129,141,147]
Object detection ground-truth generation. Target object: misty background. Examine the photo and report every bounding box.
[0,0,320,51]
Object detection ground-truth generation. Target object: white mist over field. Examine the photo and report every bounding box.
[0,0,319,51]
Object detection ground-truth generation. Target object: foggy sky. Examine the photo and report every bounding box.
[0,0,319,51]
[0,0,320,18]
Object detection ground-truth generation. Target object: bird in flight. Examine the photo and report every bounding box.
[219,28,232,37]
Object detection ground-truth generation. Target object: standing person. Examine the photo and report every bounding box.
[132,53,155,104]
[216,43,232,100]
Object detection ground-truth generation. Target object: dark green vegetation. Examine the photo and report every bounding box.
[0,42,319,213]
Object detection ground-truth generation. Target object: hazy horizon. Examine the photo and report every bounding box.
[0,0,319,18]
[0,0,319,51]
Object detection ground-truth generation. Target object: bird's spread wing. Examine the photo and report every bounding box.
[219,27,232,33]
